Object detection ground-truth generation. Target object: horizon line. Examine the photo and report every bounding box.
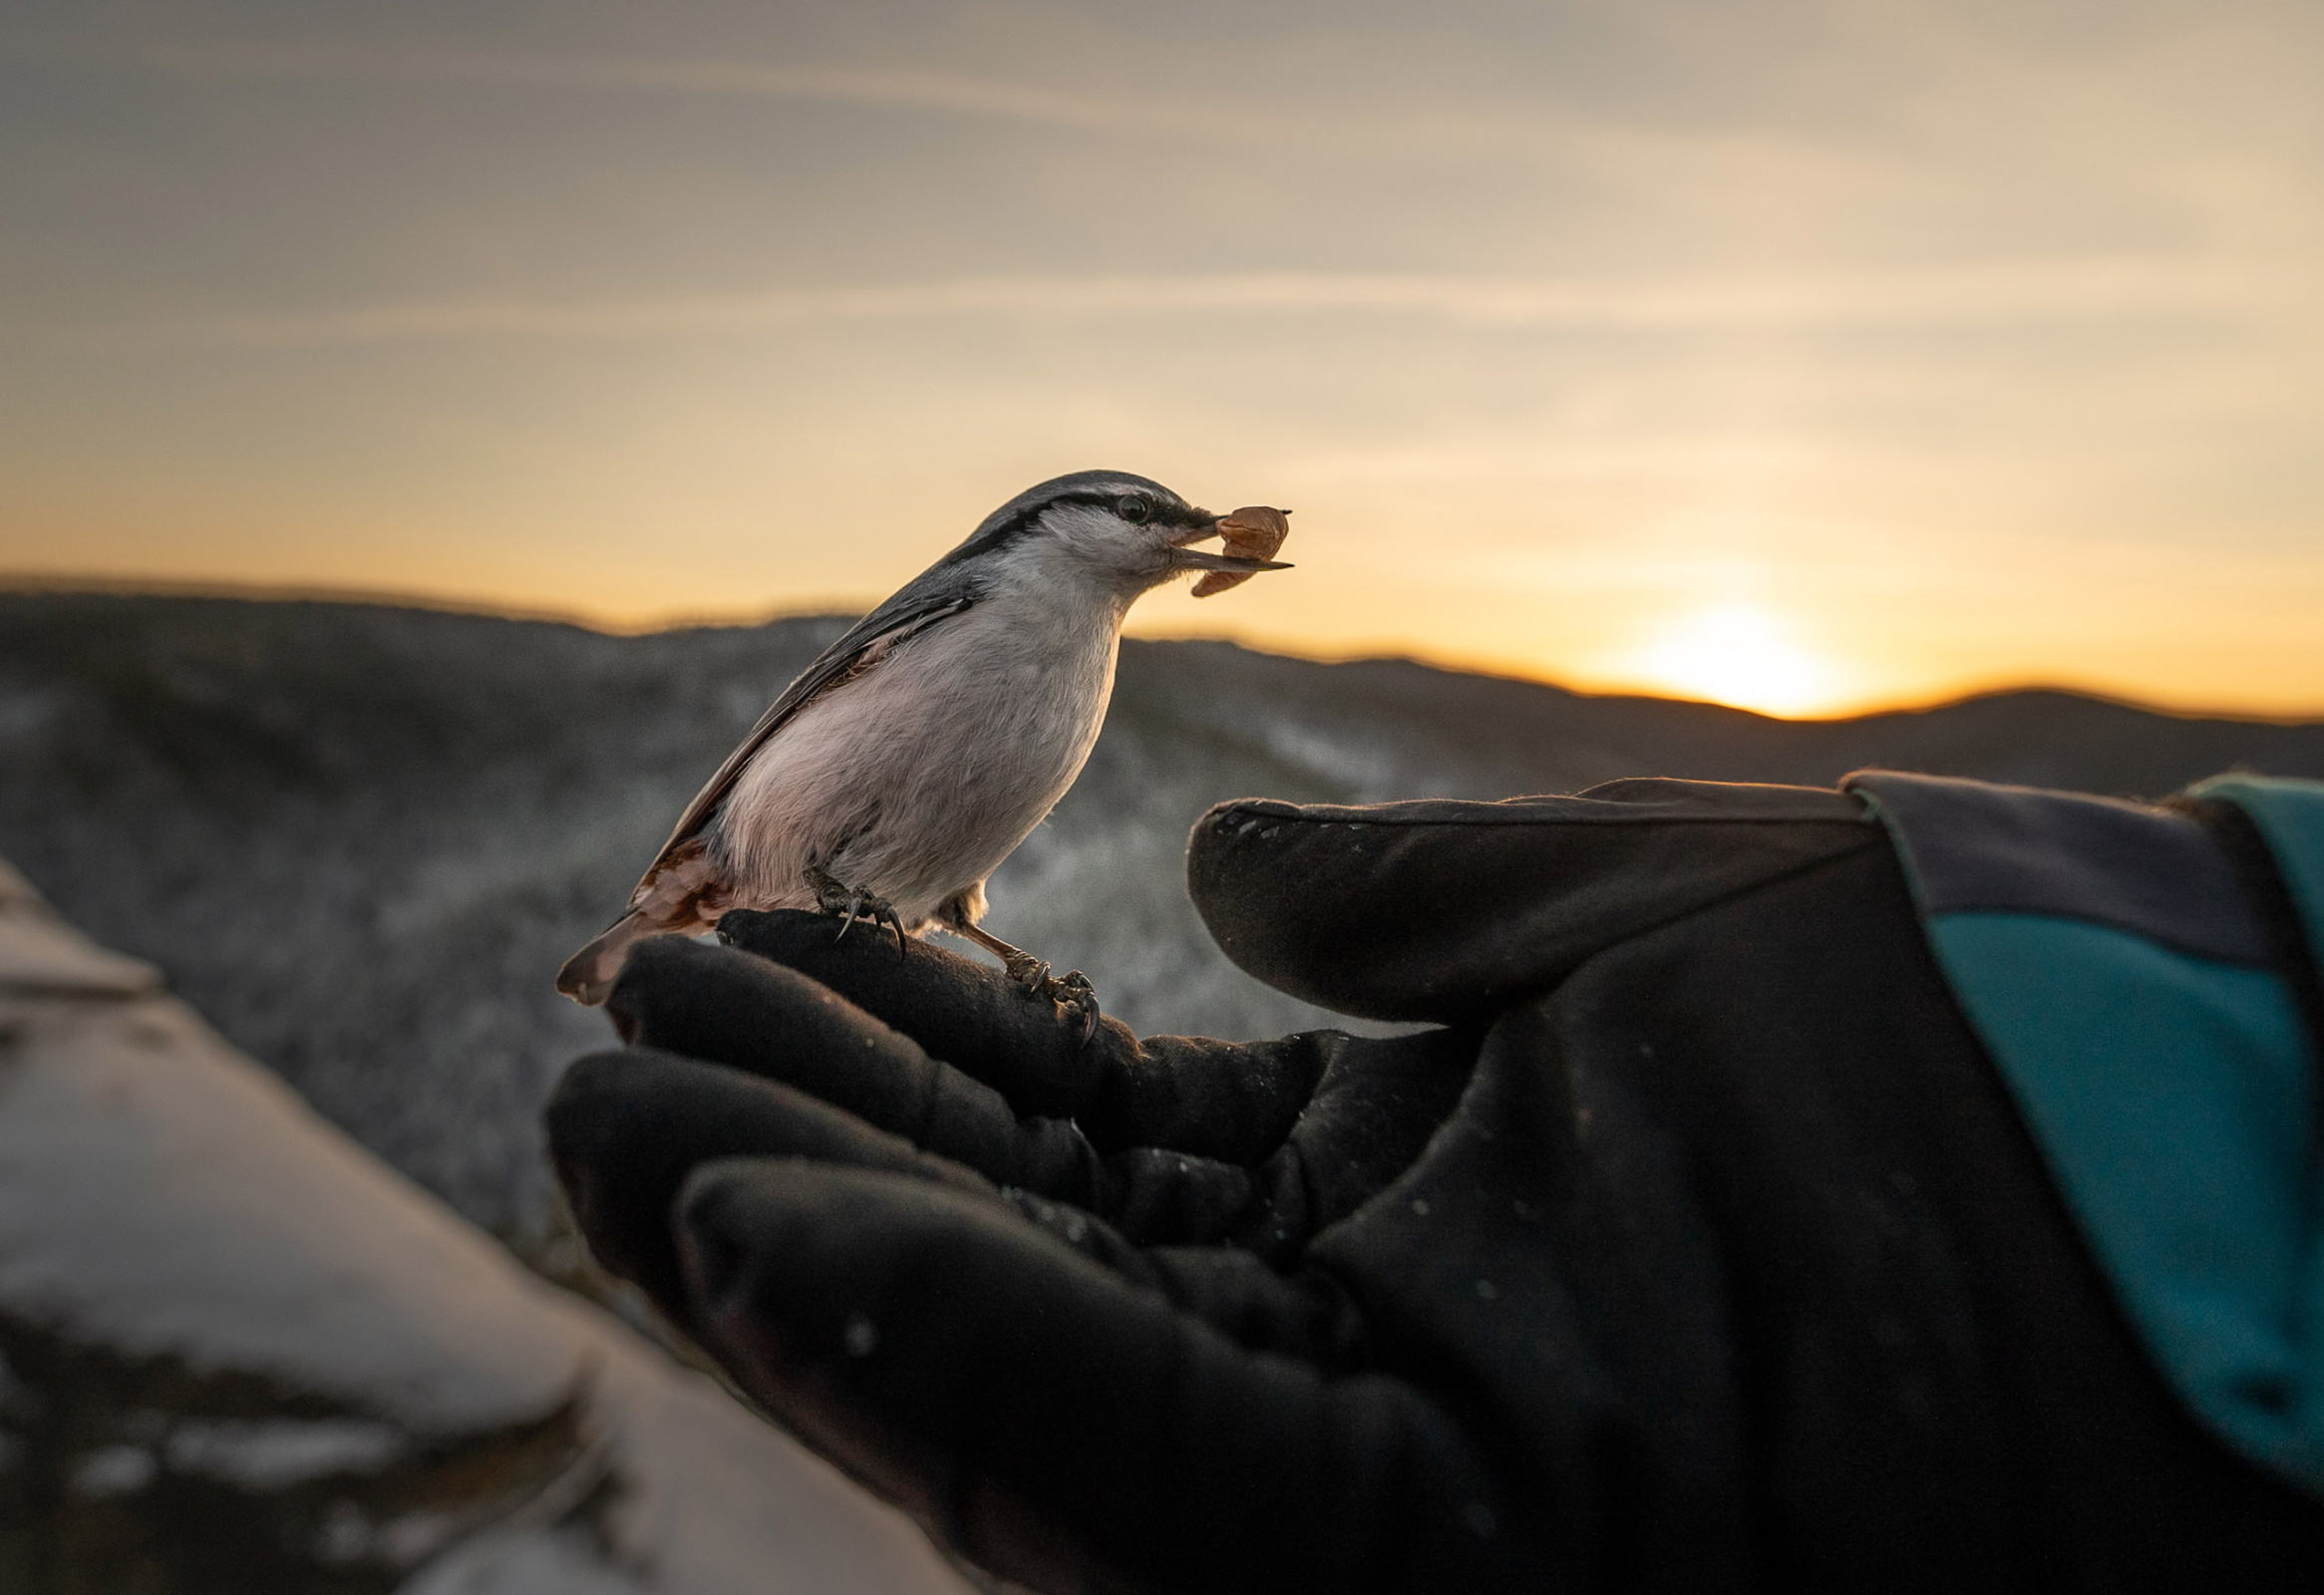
[9,571,2320,729]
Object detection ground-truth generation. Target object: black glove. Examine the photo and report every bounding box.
[547,914,1497,1593]
[546,780,2324,1595]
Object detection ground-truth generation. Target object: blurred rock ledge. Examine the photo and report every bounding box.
[0,857,967,1595]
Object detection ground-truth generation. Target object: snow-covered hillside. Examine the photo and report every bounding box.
[4,593,2320,1249]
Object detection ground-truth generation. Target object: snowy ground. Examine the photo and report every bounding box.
[0,856,970,1594]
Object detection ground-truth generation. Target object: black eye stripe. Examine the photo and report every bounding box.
[933,484,1197,571]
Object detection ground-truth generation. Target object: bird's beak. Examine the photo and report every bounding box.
[1166,517,1294,575]
[1170,547,1295,574]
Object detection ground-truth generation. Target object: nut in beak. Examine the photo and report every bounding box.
[1174,505,1293,597]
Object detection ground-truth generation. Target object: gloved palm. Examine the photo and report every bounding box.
[547,909,1506,1594]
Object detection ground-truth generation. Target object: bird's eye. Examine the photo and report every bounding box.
[1116,493,1154,524]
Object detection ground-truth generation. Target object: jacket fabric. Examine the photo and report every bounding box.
[1847,772,2324,1492]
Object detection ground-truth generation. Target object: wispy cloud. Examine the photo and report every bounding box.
[17,36,1765,172]
[69,259,2289,347]
[134,40,1183,135]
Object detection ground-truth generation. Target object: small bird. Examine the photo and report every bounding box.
[556,470,1293,1012]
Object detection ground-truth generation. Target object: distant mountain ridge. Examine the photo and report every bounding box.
[4,592,2319,1246]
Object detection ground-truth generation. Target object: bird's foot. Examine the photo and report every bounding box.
[940,915,1101,1044]
[1002,953,1099,1040]
[806,865,907,959]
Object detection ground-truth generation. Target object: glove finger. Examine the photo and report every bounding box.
[606,936,1111,1195]
[888,1186,1370,1374]
[674,1158,1513,1595]
[1188,780,1878,1024]
[1079,1024,1482,1258]
[719,909,1345,1165]
[586,978,1294,1254]
[547,1045,1284,1325]
[617,937,1483,1246]
[977,1179,1366,1371]
[715,908,1122,1115]
[1141,1244,1369,1371]
[544,1045,993,1323]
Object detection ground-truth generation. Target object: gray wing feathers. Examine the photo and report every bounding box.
[636,577,980,883]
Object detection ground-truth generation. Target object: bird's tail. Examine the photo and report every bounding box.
[555,909,665,1007]
[558,841,733,1005]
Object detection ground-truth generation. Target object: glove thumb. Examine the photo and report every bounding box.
[1187,779,1877,1024]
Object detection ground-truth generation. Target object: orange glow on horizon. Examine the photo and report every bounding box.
[10,566,2322,726]
[1591,603,1846,717]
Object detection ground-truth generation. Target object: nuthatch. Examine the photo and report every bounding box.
[555,471,1292,1015]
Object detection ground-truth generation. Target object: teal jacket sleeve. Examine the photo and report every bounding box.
[1847,771,2324,1493]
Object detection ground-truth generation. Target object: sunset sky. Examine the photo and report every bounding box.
[4,1,2320,717]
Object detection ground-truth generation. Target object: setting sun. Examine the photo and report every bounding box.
[1611,604,1846,717]
[7,4,2324,721]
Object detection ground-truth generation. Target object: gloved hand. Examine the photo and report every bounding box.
[546,918,1498,1594]
[545,780,2324,1595]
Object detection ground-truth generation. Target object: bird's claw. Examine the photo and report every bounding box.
[1002,954,1100,1043]
[1057,974,1100,1046]
[808,867,907,959]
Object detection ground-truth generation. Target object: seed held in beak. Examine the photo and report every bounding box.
[1186,506,1293,597]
